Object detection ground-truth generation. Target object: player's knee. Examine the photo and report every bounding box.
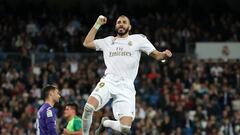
[88,96,100,107]
[120,124,131,135]
[83,103,95,114]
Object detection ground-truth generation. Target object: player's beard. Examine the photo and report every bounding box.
[115,26,130,37]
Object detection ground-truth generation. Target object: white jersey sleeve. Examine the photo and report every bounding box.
[93,36,113,51]
[136,34,156,55]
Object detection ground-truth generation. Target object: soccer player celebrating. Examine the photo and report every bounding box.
[62,103,83,135]
[82,15,172,135]
[36,85,61,135]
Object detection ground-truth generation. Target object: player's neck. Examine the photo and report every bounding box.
[67,115,75,121]
[116,33,129,38]
[45,99,55,107]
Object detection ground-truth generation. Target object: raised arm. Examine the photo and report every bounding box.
[83,15,107,49]
[150,49,172,61]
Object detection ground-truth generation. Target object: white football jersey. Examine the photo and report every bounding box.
[93,34,156,82]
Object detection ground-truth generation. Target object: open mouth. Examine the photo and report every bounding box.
[118,27,125,31]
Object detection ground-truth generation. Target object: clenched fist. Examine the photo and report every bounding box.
[163,49,172,58]
[94,15,107,29]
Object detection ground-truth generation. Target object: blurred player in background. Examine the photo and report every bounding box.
[82,15,172,135]
[36,85,61,135]
[62,103,83,135]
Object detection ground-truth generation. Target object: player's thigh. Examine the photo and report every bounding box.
[89,79,111,110]
[112,90,135,121]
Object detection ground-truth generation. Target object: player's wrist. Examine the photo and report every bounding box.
[94,23,102,30]
[94,15,106,30]
[163,52,168,59]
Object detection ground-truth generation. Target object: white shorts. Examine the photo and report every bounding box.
[90,74,136,120]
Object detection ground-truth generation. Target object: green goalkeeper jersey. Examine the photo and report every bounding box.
[66,116,83,132]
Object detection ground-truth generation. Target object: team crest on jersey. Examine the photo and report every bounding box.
[98,82,105,88]
[128,41,132,46]
[47,109,53,117]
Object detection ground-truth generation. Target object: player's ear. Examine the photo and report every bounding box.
[129,24,132,31]
[49,91,53,97]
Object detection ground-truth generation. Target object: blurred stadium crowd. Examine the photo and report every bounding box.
[1,53,240,134]
[0,3,240,135]
[0,11,239,54]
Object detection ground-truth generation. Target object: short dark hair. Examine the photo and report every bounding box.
[65,103,78,114]
[42,85,57,100]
